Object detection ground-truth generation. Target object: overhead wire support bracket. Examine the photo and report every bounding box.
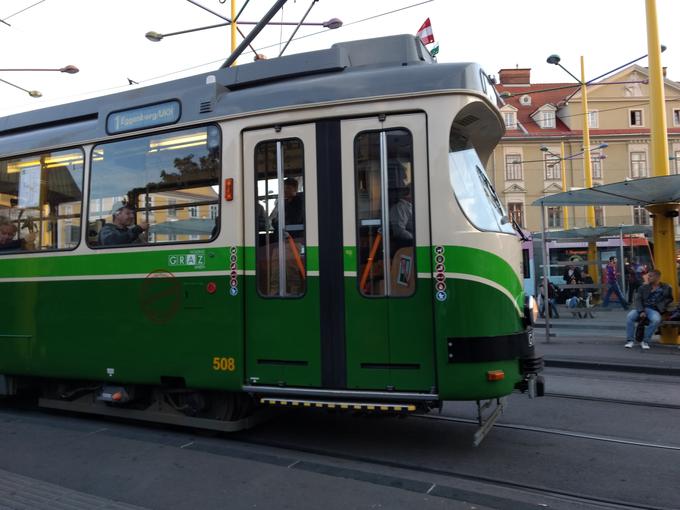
[220,0,289,69]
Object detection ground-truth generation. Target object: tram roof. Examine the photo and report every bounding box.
[532,175,680,207]
[0,35,497,157]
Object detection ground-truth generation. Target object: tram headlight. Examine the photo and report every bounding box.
[523,295,539,327]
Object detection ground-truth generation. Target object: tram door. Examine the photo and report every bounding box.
[340,114,435,391]
[243,124,321,387]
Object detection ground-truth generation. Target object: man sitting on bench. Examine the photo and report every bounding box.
[624,269,673,350]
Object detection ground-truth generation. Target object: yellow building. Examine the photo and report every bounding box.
[492,65,680,232]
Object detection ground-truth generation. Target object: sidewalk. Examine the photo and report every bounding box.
[534,305,680,375]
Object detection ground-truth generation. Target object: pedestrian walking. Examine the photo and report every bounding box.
[602,256,628,310]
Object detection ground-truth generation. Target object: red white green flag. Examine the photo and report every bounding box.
[416,18,434,45]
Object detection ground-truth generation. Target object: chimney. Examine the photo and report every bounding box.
[498,68,531,85]
[644,66,667,78]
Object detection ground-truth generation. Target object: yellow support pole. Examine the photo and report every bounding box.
[560,140,569,230]
[646,0,678,344]
[231,0,238,66]
[580,56,599,286]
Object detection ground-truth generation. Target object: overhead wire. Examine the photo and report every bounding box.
[134,0,434,86]
[0,0,47,24]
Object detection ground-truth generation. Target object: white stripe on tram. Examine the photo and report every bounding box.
[0,270,230,284]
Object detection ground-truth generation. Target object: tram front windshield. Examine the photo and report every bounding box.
[449,148,514,235]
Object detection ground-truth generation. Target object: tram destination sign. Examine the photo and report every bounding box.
[107,100,181,135]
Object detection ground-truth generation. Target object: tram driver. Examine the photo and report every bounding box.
[99,202,149,246]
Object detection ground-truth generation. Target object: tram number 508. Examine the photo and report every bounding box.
[212,356,236,372]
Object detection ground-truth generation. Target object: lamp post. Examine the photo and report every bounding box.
[540,142,608,231]
[0,65,79,98]
[547,53,613,286]
[645,0,678,344]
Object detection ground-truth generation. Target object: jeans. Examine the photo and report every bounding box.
[602,282,628,309]
[626,308,662,342]
[539,298,559,318]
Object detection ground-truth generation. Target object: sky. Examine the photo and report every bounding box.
[0,0,678,116]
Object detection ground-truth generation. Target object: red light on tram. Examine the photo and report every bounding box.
[486,370,505,381]
[225,178,234,201]
[206,282,217,294]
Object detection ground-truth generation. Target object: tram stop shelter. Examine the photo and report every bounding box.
[533,174,680,343]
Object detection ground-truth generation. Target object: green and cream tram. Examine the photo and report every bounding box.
[0,35,543,443]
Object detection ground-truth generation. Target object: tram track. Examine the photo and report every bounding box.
[412,413,680,452]
[544,391,680,411]
[1,402,675,510]
[230,433,670,510]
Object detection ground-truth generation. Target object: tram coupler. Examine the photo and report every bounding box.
[473,397,505,447]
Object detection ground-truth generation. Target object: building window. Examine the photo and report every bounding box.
[594,206,604,227]
[591,155,603,180]
[0,148,84,254]
[633,205,649,225]
[188,206,199,218]
[547,207,562,228]
[673,150,680,175]
[508,202,524,227]
[588,110,599,128]
[504,154,522,180]
[673,109,680,127]
[167,198,177,218]
[87,126,220,247]
[503,112,516,129]
[629,109,643,127]
[544,154,561,180]
[210,204,218,219]
[630,151,647,178]
[540,111,555,129]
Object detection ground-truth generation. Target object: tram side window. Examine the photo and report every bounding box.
[87,126,220,247]
[255,139,306,297]
[0,149,84,253]
[355,129,415,297]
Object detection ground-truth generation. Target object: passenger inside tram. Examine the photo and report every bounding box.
[98,202,149,246]
[0,220,36,251]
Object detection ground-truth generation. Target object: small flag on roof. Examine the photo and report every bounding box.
[430,42,440,57]
[416,18,434,45]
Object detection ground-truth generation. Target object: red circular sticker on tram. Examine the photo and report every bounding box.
[139,270,181,325]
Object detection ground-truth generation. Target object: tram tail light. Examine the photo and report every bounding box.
[225,178,234,201]
[487,370,505,381]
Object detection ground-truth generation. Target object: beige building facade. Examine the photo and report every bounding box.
[491,65,680,233]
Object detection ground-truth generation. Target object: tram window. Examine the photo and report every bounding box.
[255,138,306,297]
[0,148,84,253]
[88,126,220,248]
[449,148,514,235]
[355,129,415,297]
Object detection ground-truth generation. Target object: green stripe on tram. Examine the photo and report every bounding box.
[442,245,524,307]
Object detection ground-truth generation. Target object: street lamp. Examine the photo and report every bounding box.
[0,65,79,98]
[147,0,341,67]
[145,17,342,43]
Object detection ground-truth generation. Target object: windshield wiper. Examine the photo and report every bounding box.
[511,217,530,242]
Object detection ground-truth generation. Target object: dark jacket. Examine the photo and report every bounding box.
[633,282,673,313]
[0,239,23,251]
[98,223,145,246]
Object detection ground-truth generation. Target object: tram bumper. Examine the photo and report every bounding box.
[515,328,545,398]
